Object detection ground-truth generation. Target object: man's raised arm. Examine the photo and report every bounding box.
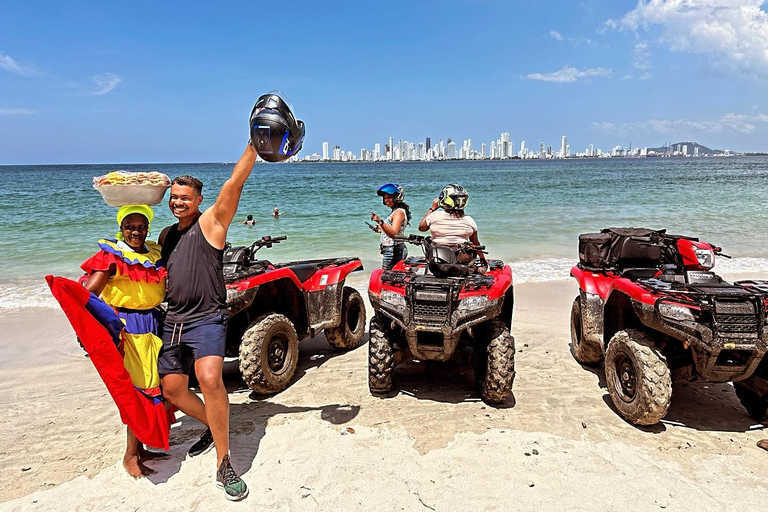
[201,144,258,249]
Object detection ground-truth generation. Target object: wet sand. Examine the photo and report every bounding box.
[1,278,767,511]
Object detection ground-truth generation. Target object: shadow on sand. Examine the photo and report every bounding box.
[384,358,516,409]
[599,382,763,434]
[146,400,360,485]
[144,335,363,484]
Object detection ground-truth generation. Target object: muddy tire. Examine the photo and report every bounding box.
[474,320,516,405]
[734,378,768,422]
[368,315,394,395]
[239,314,299,394]
[325,287,366,350]
[604,329,671,425]
[570,296,603,365]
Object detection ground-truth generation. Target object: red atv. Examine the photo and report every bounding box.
[223,236,366,394]
[571,228,768,425]
[367,235,515,404]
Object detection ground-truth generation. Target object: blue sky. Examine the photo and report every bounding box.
[1,0,767,164]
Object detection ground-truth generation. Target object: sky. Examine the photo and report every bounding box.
[1,0,768,164]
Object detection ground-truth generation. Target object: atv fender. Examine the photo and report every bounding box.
[571,267,605,348]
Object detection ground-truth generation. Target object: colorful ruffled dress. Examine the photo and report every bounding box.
[80,239,167,406]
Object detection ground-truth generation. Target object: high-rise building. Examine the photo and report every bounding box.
[447,141,457,159]
[389,137,394,161]
[481,143,486,159]
[561,136,567,158]
[333,145,341,161]
[540,142,545,157]
[426,137,431,152]
[322,142,329,160]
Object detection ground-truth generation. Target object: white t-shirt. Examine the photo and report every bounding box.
[425,210,477,245]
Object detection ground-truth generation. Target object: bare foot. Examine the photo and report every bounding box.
[123,455,156,478]
[757,439,768,452]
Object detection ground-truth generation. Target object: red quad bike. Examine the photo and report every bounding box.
[571,227,768,425]
[367,235,515,404]
[223,236,366,394]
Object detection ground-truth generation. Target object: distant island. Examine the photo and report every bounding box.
[644,141,729,157]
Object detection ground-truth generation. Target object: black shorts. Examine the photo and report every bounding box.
[158,313,228,375]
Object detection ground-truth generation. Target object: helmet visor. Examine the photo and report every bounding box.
[377,183,400,196]
[452,194,468,209]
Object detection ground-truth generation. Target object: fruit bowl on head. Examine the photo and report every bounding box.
[93,171,171,207]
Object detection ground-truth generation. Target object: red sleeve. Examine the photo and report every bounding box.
[80,251,118,275]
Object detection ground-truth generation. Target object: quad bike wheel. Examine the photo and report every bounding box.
[325,287,366,350]
[734,377,768,422]
[474,319,516,405]
[239,313,299,394]
[604,329,671,425]
[570,296,603,365]
[368,314,395,395]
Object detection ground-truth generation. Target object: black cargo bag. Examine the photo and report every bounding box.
[578,232,613,268]
[579,228,666,269]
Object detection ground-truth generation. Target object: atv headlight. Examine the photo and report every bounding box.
[658,303,696,322]
[380,290,406,308]
[458,295,488,312]
[694,247,714,269]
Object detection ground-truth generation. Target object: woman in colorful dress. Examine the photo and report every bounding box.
[81,204,167,478]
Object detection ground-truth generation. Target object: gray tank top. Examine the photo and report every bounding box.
[162,216,226,323]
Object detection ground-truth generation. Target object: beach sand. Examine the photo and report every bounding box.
[1,278,767,511]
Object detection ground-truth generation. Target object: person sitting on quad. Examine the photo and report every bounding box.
[418,183,487,268]
[370,183,411,269]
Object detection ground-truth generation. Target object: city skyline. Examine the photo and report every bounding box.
[1,1,768,164]
[302,133,730,163]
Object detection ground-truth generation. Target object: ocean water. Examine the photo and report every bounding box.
[3,157,768,309]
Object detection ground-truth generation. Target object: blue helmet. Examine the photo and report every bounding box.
[377,183,404,203]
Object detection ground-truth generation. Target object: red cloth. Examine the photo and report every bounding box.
[46,275,171,450]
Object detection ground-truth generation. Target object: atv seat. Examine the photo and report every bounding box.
[288,263,322,282]
[621,268,660,281]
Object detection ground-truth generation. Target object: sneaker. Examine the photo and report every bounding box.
[187,428,214,457]
[216,454,249,501]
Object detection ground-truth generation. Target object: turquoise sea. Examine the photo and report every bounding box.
[2,157,768,308]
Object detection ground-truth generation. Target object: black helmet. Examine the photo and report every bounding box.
[249,91,305,163]
[377,183,404,203]
[438,184,468,212]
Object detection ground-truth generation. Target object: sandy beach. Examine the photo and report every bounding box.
[1,278,767,511]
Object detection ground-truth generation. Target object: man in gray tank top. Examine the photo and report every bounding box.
[157,144,257,501]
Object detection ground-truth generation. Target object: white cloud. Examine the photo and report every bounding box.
[608,0,768,75]
[549,30,564,41]
[633,41,652,71]
[0,108,36,115]
[0,52,39,77]
[91,73,122,95]
[594,112,768,135]
[526,66,613,83]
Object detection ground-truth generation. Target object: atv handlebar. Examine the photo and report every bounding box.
[250,235,287,253]
[393,235,487,254]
